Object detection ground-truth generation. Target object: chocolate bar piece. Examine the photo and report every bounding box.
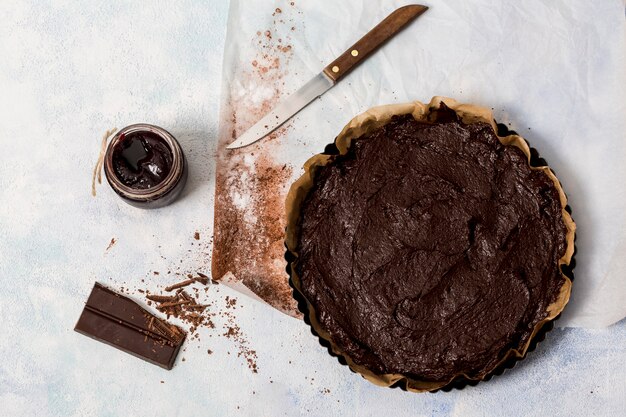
[75,282,186,369]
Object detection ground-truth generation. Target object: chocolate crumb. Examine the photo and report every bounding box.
[105,238,116,252]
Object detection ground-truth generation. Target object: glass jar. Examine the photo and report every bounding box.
[104,124,188,209]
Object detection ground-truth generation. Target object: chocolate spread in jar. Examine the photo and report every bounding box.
[111,131,173,190]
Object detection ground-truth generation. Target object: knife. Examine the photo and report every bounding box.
[226,4,429,150]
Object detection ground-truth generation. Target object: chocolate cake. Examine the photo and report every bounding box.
[285,97,576,392]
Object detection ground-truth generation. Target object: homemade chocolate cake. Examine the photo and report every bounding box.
[285,97,576,392]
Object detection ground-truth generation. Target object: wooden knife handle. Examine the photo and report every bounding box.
[323,5,428,82]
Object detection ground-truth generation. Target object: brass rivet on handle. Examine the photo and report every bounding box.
[351,49,359,57]
[332,66,339,73]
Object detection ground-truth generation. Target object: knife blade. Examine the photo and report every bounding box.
[226,4,428,150]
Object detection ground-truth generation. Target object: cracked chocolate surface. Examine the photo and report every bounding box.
[295,104,568,382]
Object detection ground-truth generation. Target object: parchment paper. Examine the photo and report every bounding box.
[213,0,626,327]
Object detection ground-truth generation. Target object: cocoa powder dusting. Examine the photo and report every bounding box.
[213,2,302,316]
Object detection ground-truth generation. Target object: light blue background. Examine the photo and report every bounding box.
[0,1,624,416]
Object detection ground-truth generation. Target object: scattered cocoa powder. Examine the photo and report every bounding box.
[225,296,237,308]
[212,3,302,317]
[152,284,258,372]
[222,307,258,373]
[137,257,259,373]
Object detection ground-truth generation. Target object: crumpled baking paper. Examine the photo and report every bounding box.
[214,0,626,327]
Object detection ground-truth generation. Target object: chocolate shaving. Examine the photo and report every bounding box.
[186,304,208,311]
[178,290,192,301]
[144,313,184,344]
[157,300,191,309]
[146,294,177,302]
[164,279,196,292]
[164,276,210,292]
[195,274,209,285]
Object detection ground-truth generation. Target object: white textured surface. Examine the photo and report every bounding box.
[0,1,624,416]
